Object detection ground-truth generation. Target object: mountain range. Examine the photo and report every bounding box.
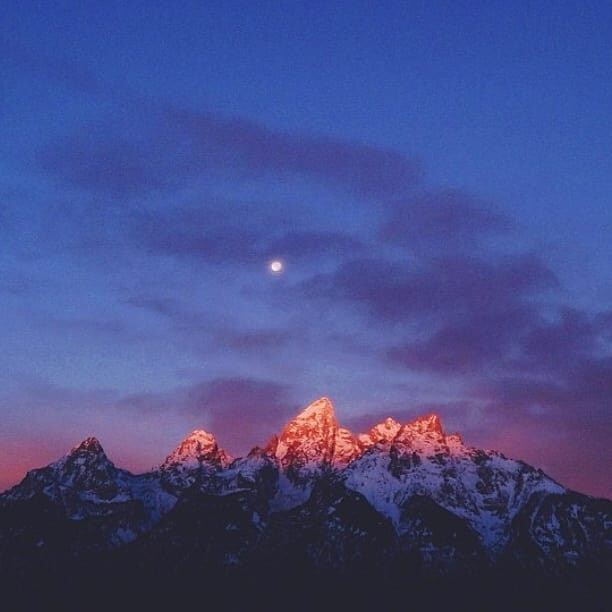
[1,397,611,610]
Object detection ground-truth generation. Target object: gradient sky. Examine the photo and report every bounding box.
[2,1,612,498]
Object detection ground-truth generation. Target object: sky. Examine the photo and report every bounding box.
[1,1,611,498]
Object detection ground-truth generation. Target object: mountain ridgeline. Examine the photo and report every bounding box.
[1,397,611,610]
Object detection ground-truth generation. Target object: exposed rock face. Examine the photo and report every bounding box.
[271,397,338,471]
[333,426,362,467]
[3,436,133,511]
[358,417,401,448]
[0,437,175,548]
[268,397,359,474]
[159,429,231,492]
[1,395,611,598]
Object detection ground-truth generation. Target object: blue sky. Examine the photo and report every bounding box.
[1,1,612,497]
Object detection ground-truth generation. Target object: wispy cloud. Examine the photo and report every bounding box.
[37,102,422,201]
[300,253,557,322]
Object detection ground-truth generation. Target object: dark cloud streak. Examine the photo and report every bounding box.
[300,253,558,322]
[37,104,422,201]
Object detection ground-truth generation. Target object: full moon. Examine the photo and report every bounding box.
[269,260,283,273]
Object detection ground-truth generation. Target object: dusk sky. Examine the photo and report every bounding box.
[2,1,612,498]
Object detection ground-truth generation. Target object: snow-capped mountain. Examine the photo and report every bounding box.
[265,397,361,475]
[344,411,566,551]
[2,437,128,508]
[159,429,231,492]
[357,415,401,447]
[1,396,611,603]
[0,436,175,549]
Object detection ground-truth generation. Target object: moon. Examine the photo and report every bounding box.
[269,260,284,274]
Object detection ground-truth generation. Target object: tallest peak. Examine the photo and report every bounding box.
[272,397,351,474]
[296,396,336,421]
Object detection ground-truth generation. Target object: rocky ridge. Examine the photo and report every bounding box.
[1,396,611,582]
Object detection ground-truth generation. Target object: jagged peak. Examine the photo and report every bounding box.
[391,413,448,456]
[358,416,402,447]
[70,436,106,456]
[162,429,230,468]
[381,416,401,429]
[182,429,217,447]
[273,397,340,472]
[405,413,444,435]
[294,396,336,422]
[28,436,122,497]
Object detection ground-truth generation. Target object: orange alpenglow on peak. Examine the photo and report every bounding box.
[264,398,464,471]
[408,413,444,435]
[270,397,360,470]
[183,429,217,448]
[293,396,336,420]
[71,436,105,455]
[160,399,461,478]
[358,417,402,448]
[161,429,231,469]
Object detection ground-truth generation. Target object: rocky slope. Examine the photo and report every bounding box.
[159,429,230,493]
[1,396,611,603]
